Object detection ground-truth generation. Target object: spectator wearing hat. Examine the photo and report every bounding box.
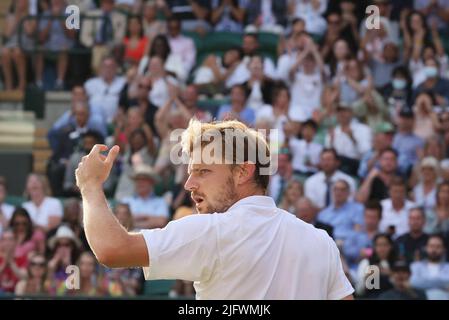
[395,207,429,264]
[122,165,169,229]
[378,261,427,300]
[410,234,449,300]
[412,157,439,211]
[0,177,15,235]
[325,102,372,176]
[425,181,449,234]
[392,108,424,176]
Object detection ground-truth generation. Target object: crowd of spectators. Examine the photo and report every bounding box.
[2,0,449,299]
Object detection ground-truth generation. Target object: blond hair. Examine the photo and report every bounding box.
[181,119,271,191]
[23,173,52,199]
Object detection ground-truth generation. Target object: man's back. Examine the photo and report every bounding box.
[141,196,353,299]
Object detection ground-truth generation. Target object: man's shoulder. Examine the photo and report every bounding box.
[305,171,324,183]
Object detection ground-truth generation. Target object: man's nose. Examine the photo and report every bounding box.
[184,174,198,192]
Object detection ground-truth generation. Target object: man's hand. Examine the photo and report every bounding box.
[75,145,120,192]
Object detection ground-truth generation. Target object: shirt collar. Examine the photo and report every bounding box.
[227,195,276,212]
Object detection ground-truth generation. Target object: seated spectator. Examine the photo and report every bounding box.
[14,253,50,296]
[410,234,449,300]
[414,0,449,32]
[401,10,432,69]
[343,200,382,269]
[0,230,27,293]
[357,123,395,179]
[46,198,88,252]
[175,85,213,123]
[392,108,424,176]
[122,165,169,229]
[122,15,149,67]
[279,179,303,213]
[146,56,179,108]
[304,148,356,209]
[381,66,413,114]
[336,58,372,107]
[324,38,353,80]
[166,16,196,75]
[47,224,81,284]
[138,34,186,82]
[289,119,322,176]
[356,233,395,299]
[84,56,127,124]
[288,0,327,36]
[425,181,449,234]
[412,157,439,211]
[217,84,255,126]
[412,57,449,106]
[268,149,295,204]
[378,261,427,300]
[294,197,333,238]
[211,0,247,33]
[0,177,15,235]
[35,0,76,90]
[245,0,287,34]
[395,207,429,264]
[114,128,156,201]
[1,0,36,91]
[325,103,372,176]
[241,33,277,80]
[357,148,400,203]
[9,208,46,258]
[413,91,442,141]
[317,180,364,243]
[379,176,416,238]
[142,0,167,40]
[22,174,63,232]
[166,0,211,32]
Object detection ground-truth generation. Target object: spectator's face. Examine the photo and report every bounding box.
[0,184,6,203]
[303,55,316,73]
[11,215,29,233]
[374,236,392,260]
[379,151,397,174]
[74,105,89,127]
[292,20,305,34]
[148,57,164,76]
[320,152,338,174]
[64,201,81,224]
[168,20,181,37]
[130,133,146,151]
[440,112,449,131]
[223,49,240,67]
[391,270,410,291]
[79,254,96,279]
[333,40,350,61]
[277,154,291,176]
[398,116,414,132]
[71,87,87,103]
[29,256,47,278]
[128,17,142,36]
[144,4,157,21]
[408,210,425,233]
[184,163,239,214]
[332,181,349,205]
[301,125,315,142]
[101,0,114,12]
[127,109,143,130]
[336,109,352,126]
[1,231,16,252]
[249,57,263,78]
[152,38,168,58]
[83,136,98,153]
[345,60,361,80]
[134,177,153,197]
[426,237,445,262]
[231,87,246,107]
[340,0,355,13]
[421,166,437,183]
[364,209,380,230]
[383,43,398,63]
[274,89,289,108]
[410,13,424,32]
[182,86,198,109]
[327,14,341,30]
[26,175,45,198]
[295,199,316,223]
[285,181,303,203]
[437,184,449,205]
[101,59,117,81]
[389,185,406,202]
[17,0,28,12]
[242,36,258,56]
[137,78,151,99]
[424,59,439,79]
[442,168,449,181]
[423,47,436,62]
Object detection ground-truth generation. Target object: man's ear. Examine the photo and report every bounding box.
[236,162,256,186]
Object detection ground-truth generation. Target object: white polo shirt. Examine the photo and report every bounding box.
[141,196,354,299]
[22,197,63,229]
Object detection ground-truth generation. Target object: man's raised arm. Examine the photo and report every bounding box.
[76,144,148,268]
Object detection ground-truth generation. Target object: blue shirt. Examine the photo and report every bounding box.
[410,260,449,290]
[343,229,374,269]
[217,104,255,127]
[317,201,365,241]
[392,133,424,172]
[123,194,169,218]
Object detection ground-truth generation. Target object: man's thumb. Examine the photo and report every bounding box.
[105,145,120,165]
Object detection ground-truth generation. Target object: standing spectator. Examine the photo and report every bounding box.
[122,165,169,229]
[412,57,449,105]
[245,0,287,34]
[336,58,372,107]
[279,179,303,213]
[166,0,211,32]
[325,103,372,176]
[343,200,382,269]
[217,84,255,126]
[356,233,395,299]
[381,66,413,117]
[413,91,442,141]
[0,177,15,235]
[365,42,402,89]
[14,254,50,296]
[35,0,76,90]
[241,33,278,80]
[294,197,333,238]
[211,0,247,33]
[379,177,416,238]
[317,180,364,243]
[22,174,63,232]
[410,234,449,300]
[1,0,36,91]
[166,16,196,75]
[425,181,449,234]
[268,150,294,204]
[288,0,327,36]
[414,0,449,32]
[122,15,149,67]
[377,261,427,300]
[392,108,424,176]
[84,56,127,124]
[9,208,46,258]
[401,10,431,65]
[0,230,27,293]
[395,207,429,264]
[146,56,179,108]
[243,55,276,111]
[304,148,356,209]
[412,157,439,211]
[142,0,167,40]
[325,38,353,80]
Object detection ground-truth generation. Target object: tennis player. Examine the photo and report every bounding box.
[75,119,354,299]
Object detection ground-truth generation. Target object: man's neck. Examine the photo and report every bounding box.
[392,199,405,211]
[334,201,346,209]
[409,230,423,238]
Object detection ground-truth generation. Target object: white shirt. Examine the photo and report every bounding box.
[242,56,278,80]
[379,199,416,238]
[84,76,126,123]
[0,203,15,235]
[148,77,170,108]
[141,196,354,299]
[22,197,63,228]
[304,171,357,209]
[290,138,323,173]
[413,184,437,211]
[225,61,250,89]
[325,121,372,160]
[255,105,288,145]
[168,35,196,73]
[289,70,323,121]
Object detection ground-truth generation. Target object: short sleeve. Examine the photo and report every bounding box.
[48,198,63,217]
[326,238,354,300]
[140,214,219,282]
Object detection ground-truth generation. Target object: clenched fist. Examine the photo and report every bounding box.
[75,144,120,192]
